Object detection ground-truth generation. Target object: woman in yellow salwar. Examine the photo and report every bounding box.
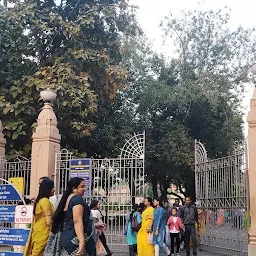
[137,197,155,256]
[24,179,55,256]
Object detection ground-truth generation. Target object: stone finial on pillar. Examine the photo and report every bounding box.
[30,90,61,198]
[248,87,256,255]
[0,120,6,157]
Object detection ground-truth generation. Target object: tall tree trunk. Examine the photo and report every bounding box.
[151,176,158,198]
[160,181,169,202]
[184,176,196,202]
[160,188,168,202]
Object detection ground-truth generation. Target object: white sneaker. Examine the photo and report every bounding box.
[176,254,180,256]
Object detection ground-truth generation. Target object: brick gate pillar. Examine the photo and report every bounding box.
[248,87,256,255]
[30,90,61,198]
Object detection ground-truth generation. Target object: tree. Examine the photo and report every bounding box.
[82,34,156,158]
[0,0,140,156]
[160,7,255,155]
[134,7,256,200]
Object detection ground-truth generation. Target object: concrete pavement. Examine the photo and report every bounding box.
[117,250,222,256]
[0,246,222,256]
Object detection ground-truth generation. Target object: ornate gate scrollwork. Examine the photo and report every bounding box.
[195,140,248,256]
[55,133,145,252]
[0,155,31,197]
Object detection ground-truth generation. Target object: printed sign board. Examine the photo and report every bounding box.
[0,205,15,223]
[70,159,92,197]
[0,228,30,246]
[14,205,33,224]
[0,252,23,256]
[8,178,24,196]
[0,185,22,201]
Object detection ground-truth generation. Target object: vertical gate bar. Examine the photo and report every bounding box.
[52,133,145,253]
[195,141,248,255]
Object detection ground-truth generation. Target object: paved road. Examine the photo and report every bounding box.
[117,249,222,256]
[0,247,222,256]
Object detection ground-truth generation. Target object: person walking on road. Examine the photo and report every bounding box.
[31,176,60,209]
[180,196,198,256]
[163,200,172,225]
[124,204,142,256]
[50,178,98,256]
[90,200,113,256]
[167,208,184,256]
[137,197,155,256]
[173,198,182,217]
[173,198,184,249]
[24,179,55,256]
[152,198,171,256]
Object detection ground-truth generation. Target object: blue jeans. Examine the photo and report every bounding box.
[184,224,197,255]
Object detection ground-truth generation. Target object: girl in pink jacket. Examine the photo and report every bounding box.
[167,208,184,256]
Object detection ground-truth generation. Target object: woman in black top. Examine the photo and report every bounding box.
[51,177,102,255]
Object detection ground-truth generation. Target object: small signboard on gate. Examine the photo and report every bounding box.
[0,185,23,201]
[0,205,15,223]
[70,159,92,197]
[14,205,33,224]
[0,228,30,246]
[8,178,24,196]
[0,253,25,256]
[0,179,30,256]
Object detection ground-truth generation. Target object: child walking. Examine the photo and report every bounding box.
[167,208,184,256]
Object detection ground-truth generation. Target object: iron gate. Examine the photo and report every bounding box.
[54,133,145,252]
[195,140,248,256]
[0,155,31,229]
[0,155,31,197]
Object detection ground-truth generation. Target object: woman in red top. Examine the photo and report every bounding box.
[167,208,184,256]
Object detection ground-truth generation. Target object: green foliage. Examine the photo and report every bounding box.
[133,7,256,198]
[0,3,254,199]
[161,8,256,84]
[0,0,140,155]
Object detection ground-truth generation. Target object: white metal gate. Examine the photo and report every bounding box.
[0,155,31,197]
[0,155,31,229]
[195,140,248,256]
[54,133,145,252]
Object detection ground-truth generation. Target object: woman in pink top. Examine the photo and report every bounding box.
[167,208,184,256]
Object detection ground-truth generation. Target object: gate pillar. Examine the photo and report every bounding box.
[30,90,61,198]
[247,87,256,255]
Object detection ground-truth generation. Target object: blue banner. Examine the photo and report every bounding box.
[0,185,22,201]
[0,206,15,223]
[0,253,23,256]
[70,159,92,197]
[0,228,30,246]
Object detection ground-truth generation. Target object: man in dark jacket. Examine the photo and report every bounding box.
[180,196,198,256]
[173,198,182,217]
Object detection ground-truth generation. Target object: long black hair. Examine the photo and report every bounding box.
[130,203,138,222]
[33,179,54,215]
[153,197,163,207]
[147,197,153,207]
[52,177,84,233]
[39,176,50,182]
[138,203,145,213]
[90,200,99,210]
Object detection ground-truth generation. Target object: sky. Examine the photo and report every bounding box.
[130,0,256,135]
